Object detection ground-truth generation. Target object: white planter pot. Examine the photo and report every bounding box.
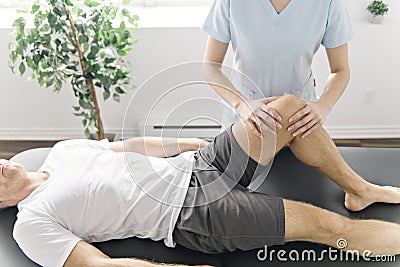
[368,14,384,24]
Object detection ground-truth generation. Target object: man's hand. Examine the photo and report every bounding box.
[191,138,210,150]
[287,100,331,138]
[236,97,283,138]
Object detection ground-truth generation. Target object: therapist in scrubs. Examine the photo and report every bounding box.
[203,0,354,138]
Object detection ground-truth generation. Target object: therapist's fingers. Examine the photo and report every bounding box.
[260,105,282,128]
[247,115,263,138]
[292,118,318,137]
[301,122,321,139]
[288,113,314,135]
[254,110,276,135]
[263,97,283,123]
[288,105,312,123]
[260,121,277,136]
[269,108,282,123]
[264,96,281,104]
[295,119,319,138]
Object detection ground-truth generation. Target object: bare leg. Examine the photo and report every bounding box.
[284,199,400,256]
[232,94,400,211]
[289,122,400,211]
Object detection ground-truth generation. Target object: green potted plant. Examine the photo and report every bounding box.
[367,0,389,24]
[9,0,139,140]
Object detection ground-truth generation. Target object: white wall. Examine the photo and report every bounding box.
[313,0,400,138]
[0,0,399,140]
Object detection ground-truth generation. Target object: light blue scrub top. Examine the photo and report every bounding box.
[202,0,354,102]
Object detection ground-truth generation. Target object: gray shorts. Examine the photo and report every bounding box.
[173,125,285,254]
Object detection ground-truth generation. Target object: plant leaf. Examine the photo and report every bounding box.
[65,0,74,6]
[112,93,120,102]
[32,4,40,13]
[84,0,100,7]
[79,98,93,110]
[78,35,89,44]
[19,62,26,75]
[103,90,110,101]
[84,128,91,137]
[33,54,41,65]
[115,87,125,94]
[54,80,63,93]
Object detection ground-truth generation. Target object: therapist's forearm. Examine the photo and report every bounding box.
[203,63,248,109]
[318,68,350,111]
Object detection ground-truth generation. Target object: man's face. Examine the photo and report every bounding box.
[0,159,27,207]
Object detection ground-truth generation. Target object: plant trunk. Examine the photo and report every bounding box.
[64,4,105,140]
[87,79,105,140]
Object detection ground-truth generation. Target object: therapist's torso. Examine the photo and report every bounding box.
[202,0,354,102]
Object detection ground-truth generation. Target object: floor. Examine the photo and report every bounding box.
[0,140,59,160]
[1,139,400,160]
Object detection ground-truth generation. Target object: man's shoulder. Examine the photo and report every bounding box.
[13,209,52,239]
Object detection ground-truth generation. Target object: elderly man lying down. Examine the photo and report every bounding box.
[2,95,400,267]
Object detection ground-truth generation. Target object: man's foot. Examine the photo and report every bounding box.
[344,184,400,212]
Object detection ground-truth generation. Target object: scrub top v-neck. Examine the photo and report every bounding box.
[202,0,354,101]
[266,0,297,19]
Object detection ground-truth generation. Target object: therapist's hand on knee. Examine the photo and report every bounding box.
[236,97,283,138]
[287,100,330,138]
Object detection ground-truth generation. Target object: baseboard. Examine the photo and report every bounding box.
[0,126,399,140]
[0,128,139,140]
[325,126,400,139]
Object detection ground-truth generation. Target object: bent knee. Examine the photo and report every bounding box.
[269,94,306,119]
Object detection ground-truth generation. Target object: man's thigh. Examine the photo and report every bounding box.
[195,124,270,189]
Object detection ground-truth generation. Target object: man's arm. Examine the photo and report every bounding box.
[110,137,209,158]
[65,241,213,267]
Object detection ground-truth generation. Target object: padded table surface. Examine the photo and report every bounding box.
[1,146,399,267]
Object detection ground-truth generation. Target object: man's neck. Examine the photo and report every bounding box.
[18,172,50,203]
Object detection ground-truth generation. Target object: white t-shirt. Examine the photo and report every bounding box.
[13,139,195,267]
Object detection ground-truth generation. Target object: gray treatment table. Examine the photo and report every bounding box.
[1,146,400,267]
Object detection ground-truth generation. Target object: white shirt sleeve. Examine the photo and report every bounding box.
[201,0,231,43]
[13,216,81,267]
[321,0,355,48]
